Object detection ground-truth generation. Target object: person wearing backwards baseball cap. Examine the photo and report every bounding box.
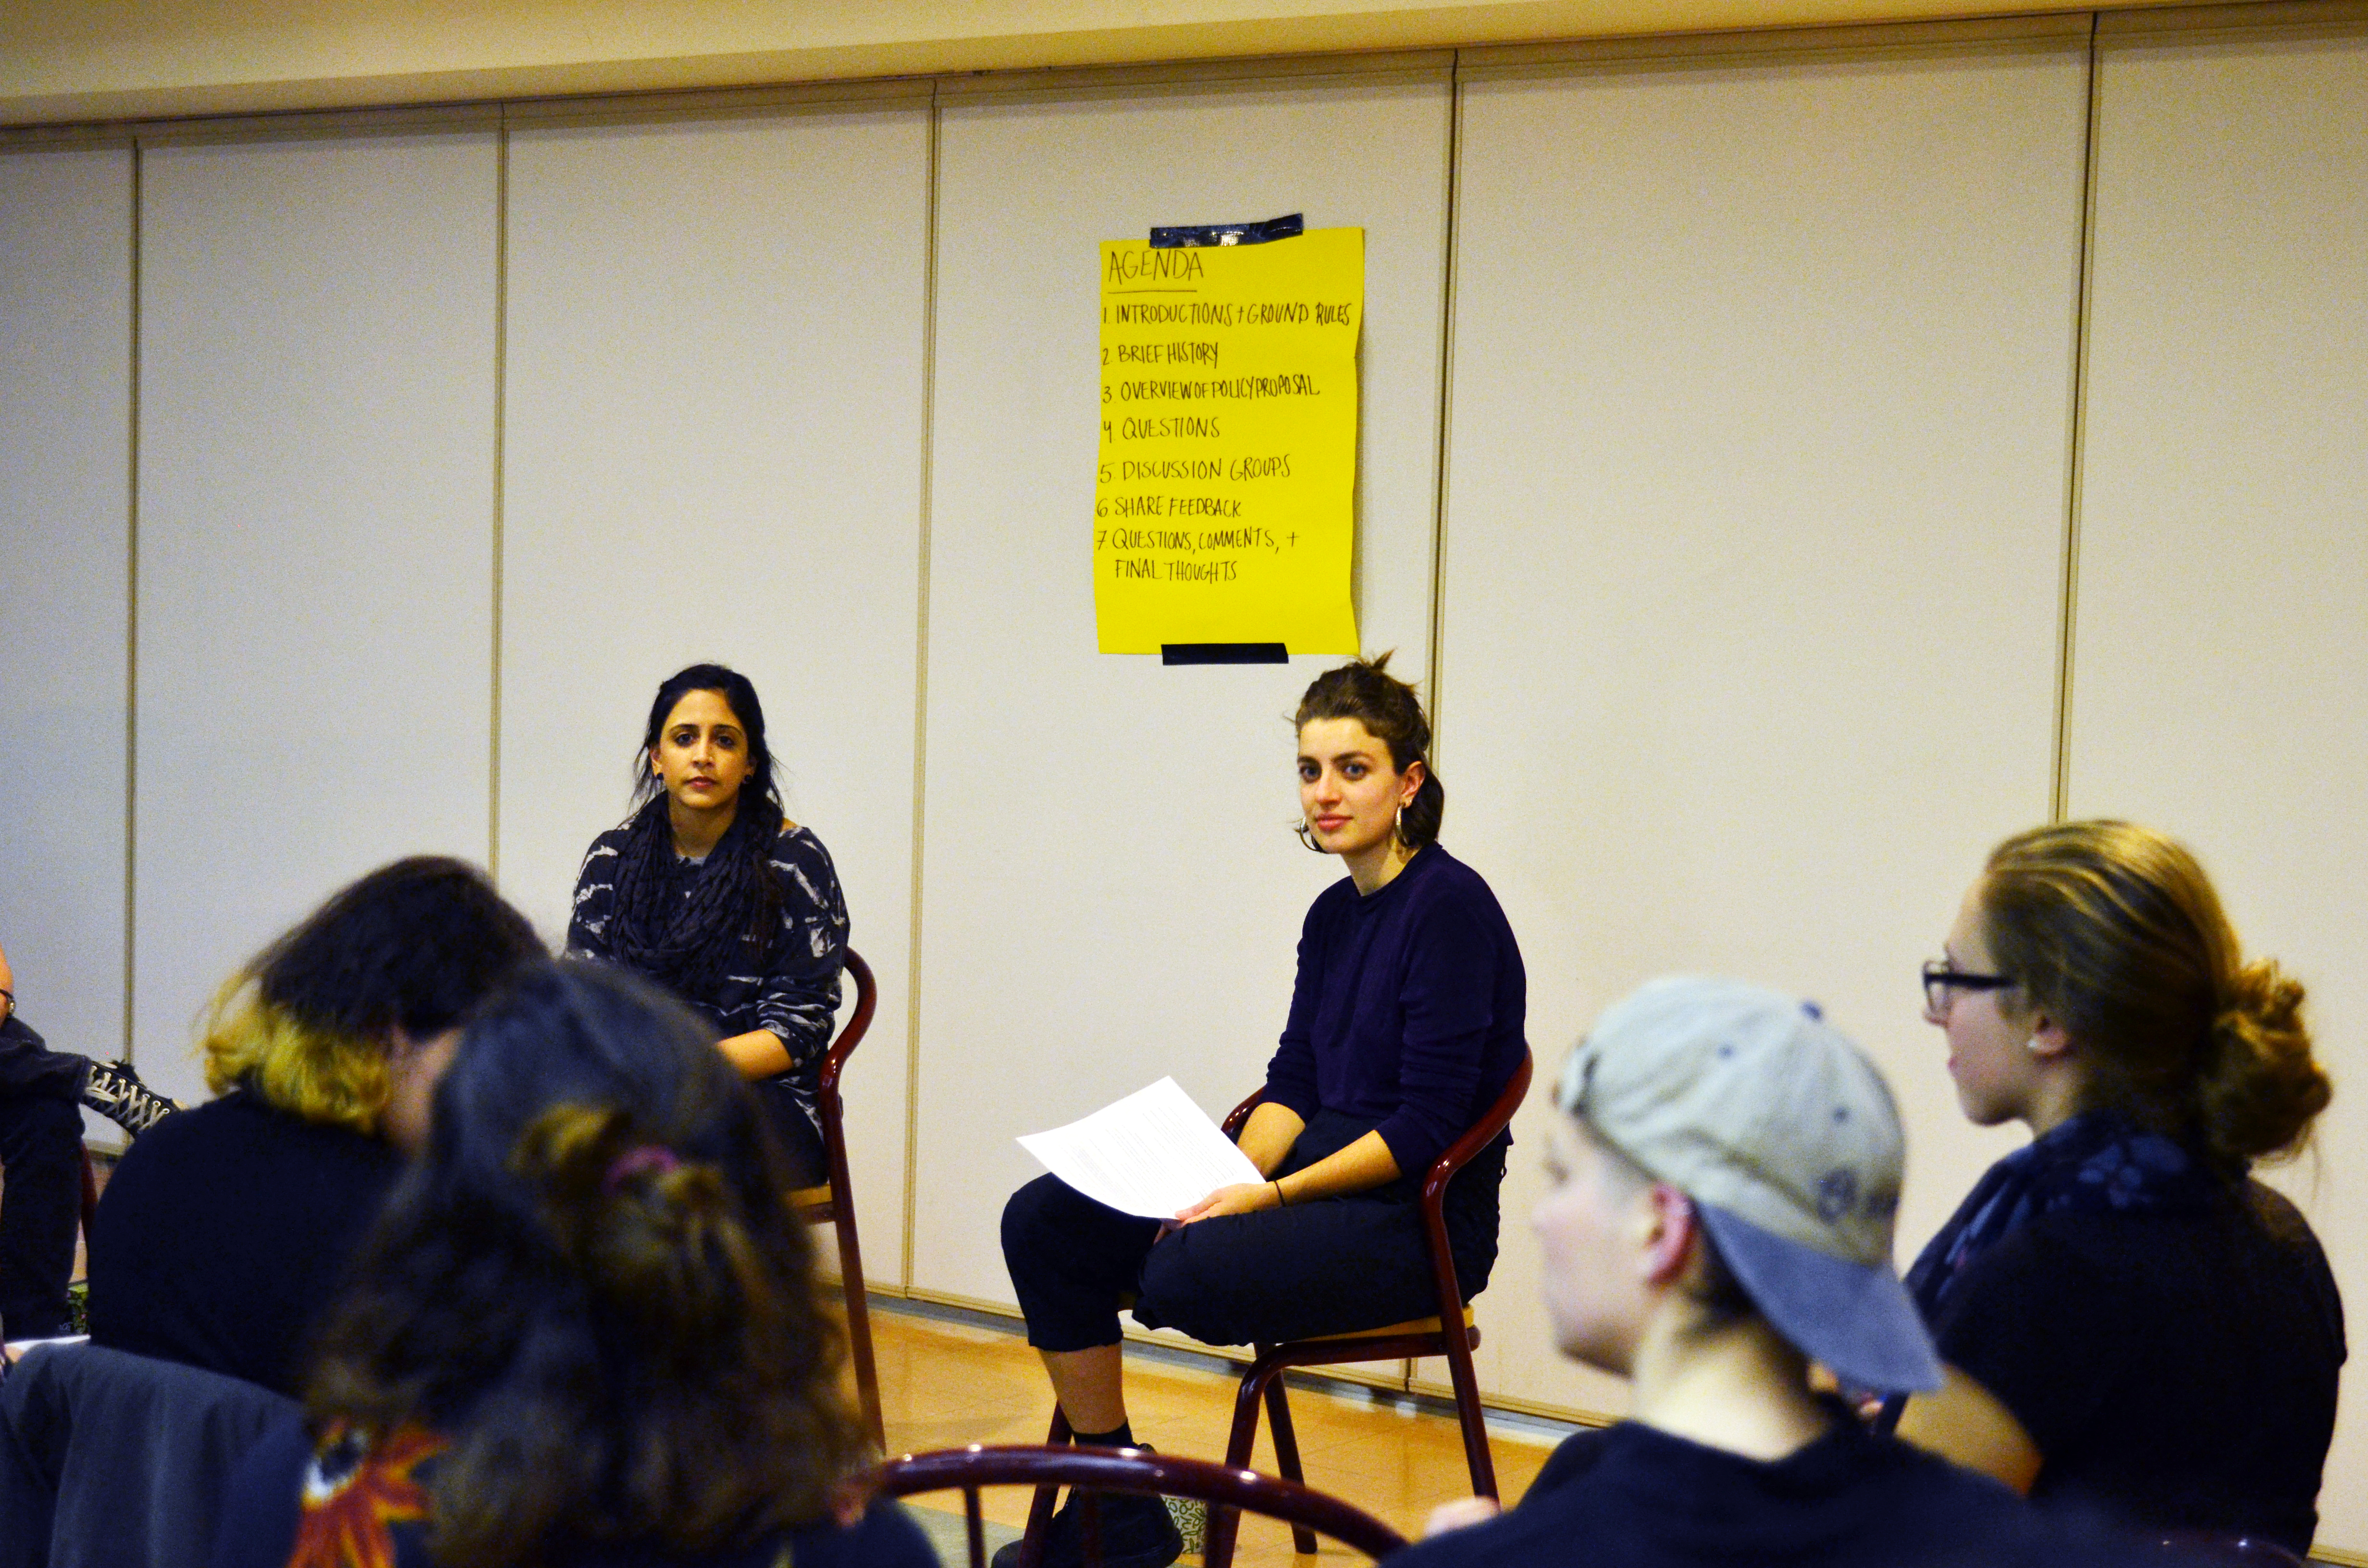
[1388,977,2162,1568]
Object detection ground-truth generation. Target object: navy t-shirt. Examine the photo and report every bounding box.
[86,1090,402,1396]
[1263,844,1526,1175]
[1385,1415,2162,1568]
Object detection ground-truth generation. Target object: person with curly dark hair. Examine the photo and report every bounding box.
[1888,821,2343,1554]
[87,857,544,1395]
[996,654,1529,1568]
[568,663,848,1187]
[207,959,932,1568]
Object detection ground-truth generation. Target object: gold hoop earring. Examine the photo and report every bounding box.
[1293,818,1326,853]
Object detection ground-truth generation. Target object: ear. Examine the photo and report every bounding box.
[2025,1012,2074,1061]
[1400,757,1427,806]
[1637,1184,1699,1287]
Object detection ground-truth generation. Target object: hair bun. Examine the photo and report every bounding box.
[2199,958,2329,1168]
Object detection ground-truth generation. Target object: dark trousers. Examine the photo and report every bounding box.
[750,1078,828,1190]
[0,1016,87,1340]
[1002,1107,1506,1352]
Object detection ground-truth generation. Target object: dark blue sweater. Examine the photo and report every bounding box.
[1263,844,1526,1174]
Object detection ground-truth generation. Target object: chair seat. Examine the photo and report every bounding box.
[1303,1306,1474,1342]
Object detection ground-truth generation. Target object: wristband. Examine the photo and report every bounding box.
[1273,1180,1288,1207]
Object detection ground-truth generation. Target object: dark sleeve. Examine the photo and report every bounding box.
[1370,888,1507,1175]
[205,1414,311,1568]
[1261,898,1327,1123]
[753,829,849,1070]
[1931,1222,2129,1461]
[567,830,624,961]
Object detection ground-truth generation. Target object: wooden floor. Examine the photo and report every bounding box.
[869,1303,1560,1566]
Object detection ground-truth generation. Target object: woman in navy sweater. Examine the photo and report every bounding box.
[998,656,1528,1568]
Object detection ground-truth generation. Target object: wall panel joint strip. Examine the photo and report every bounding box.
[902,80,943,1291]
[2051,13,2105,821]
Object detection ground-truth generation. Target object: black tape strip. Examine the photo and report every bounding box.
[1162,643,1289,665]
[1148,213,1305,249]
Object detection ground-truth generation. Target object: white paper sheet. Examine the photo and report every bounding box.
[1017,1077,1265,1219]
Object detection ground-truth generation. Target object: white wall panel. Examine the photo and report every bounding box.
[1435,41,2087,1416]
[135,134,498,1105]
[2069,28,2368,1554]
[914,74,1454,1328]
[0,148,131,1113]
[500,102,932,1286]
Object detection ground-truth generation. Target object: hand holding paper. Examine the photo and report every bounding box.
[1017,1077,1264,1221]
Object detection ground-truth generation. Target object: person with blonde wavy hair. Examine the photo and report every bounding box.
[207,959,933,1568]
[1888,821,2343,1554]
[86,857,543,1396]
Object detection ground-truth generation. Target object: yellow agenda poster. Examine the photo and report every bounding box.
[1094,227,1363,654]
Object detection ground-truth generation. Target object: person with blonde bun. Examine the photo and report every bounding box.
[1891,821,2343,1554]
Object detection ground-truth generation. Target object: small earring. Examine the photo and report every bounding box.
[1293,818,1325,853]
[2025,1036,2045,1054]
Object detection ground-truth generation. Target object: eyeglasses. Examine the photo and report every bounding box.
[1922,961,2014,1016]
[0,987,12,1019]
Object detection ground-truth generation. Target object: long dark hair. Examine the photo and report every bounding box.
[1293,652,1445,849]
[607,664,788,998]
[1981,821,2330,1178]
[305,960,866,1566]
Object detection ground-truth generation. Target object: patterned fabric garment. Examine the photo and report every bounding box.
[1902,1109,2224,1323]
[290,1421,447,1568]
[570,821,849,1134]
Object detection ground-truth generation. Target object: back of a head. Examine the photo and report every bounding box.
[202,856,545,1130]
[307,959,863,1568]
[1562,976,1943,1397]
[1981,821,2330,1176]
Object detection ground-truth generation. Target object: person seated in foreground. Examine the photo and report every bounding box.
[1391,976,2162,1568]
[1891,821,2342,1554]
[0,934,181,1341]
[208,959,935,1568]
[86,857,543,1396]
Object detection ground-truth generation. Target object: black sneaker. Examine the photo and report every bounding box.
[989,1470,1184,1568]
[80,1058,182,1139]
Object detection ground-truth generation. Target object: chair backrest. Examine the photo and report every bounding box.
[817,948,876,1108]
[877,1445,1406,1567]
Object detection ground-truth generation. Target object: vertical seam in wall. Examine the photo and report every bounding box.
[900,85,943,1291]
[122,140,143,1063]
[489,118,510,877]
[1424,61,1463,753]
[1403,57,1467,1397]
[2051,14,2104,822]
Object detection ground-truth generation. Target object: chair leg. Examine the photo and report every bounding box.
[1207,1350,1282,1568]
[1440,1326,1499,1499]
[1263,1377,1318,1555]
[1018,1406,1073,1568]
[832,1205,884,1450]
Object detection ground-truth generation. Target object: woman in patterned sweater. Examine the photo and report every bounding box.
[569,663,848,1185]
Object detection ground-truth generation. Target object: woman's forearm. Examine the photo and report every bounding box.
[1236,1101,1306,1176]
[1893,1364,2044,1494]
[1274,1128,1400,1203]
[716,1029,792,1079]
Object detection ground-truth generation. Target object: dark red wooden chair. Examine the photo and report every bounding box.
[879,1443,1406,1567]
[788,948,883,1448]
[1026,1051,1533,1568]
